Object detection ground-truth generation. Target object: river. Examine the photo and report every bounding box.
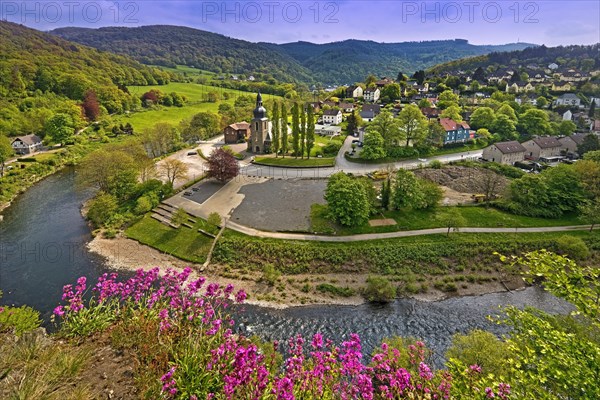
[0,168,574,365]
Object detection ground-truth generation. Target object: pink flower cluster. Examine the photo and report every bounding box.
[54,269,511,399]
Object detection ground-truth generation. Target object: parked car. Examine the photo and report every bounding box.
[183,191,193,196]
[187,151,198,156]
[192,187,200,192]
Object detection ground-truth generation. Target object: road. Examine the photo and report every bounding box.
[239,136,483,178]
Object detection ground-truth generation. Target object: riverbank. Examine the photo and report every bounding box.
[87,234,526,309]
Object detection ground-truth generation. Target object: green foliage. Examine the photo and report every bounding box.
[397,104,429,147]
[364,276,396,303]
[414,179,444,209]
[134,195,154,215]
[0,291,41,336]
[171,208,189,227]
[469,107,496,130]
[429,160,443,169]
[207,212,222,228]
[555,235,590,260]
[182,111,219,143]
[438,208,467,236]
[316,283,356,297]
[325,172,371,227]
[361,131,386,160]
[261,264,281,286]
[446,330,510,378]
[45,113,74,146]
[392,169,422,209]
[86,193,118,227]
[0,134,13,177]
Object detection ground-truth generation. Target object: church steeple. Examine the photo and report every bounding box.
[253,91,266,119]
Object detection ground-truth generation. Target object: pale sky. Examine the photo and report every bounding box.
[3,0,599,46]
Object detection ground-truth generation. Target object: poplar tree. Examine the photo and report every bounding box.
[300,105,307,158]
[291,102,300,158]
[281,103,288,158]
[271,101,280,157]
[306,106,315,159]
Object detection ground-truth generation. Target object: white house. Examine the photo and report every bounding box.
[322,109,343,125]
[314,124,342,136]
[345,85,363,99]
[11,134,42,155]
[482,141,526,165]
[548,63,559,70]
[562,110,573,121]
[363,87,380,102]
[555,93,581,107]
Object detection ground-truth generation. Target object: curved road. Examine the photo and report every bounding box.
[239,136,483,178]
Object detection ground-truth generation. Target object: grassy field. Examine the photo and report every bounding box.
[125,214,216,263]
[114,82,281,131]
[253,156,336,167]
[310,204,585,235]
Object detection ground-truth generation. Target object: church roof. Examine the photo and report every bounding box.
[253,92,267,119]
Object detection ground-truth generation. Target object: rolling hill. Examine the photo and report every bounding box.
[51,25,536,84]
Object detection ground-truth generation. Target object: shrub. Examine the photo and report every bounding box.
[429,160,443,169]
[322,142,342,156]
[316,283,355,297]
[207,212,222,227]
[261,264,280,286]
[0,290,41,335]
[555,235,590,260]
[364,276,396,303]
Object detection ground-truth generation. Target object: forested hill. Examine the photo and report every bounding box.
[50,25,315,84]
[428,44,600,74]
[51,25,535,84]
[0,21,170,136]
[269,39,536,84]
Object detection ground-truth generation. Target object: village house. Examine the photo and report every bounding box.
[363,87,380,102]
[420,107,440,121]
[559,133,589,156]
[552,82,573,92]
[338,102,355,113]
[375,77,394,88]
[555,93,581,107]
[591,120,600,134]
[322,109,343,125]
[11,134,42,155]
[482,141,526,165]
[314,124,342,136]
[439,118,472,145]
[522,136,562,160]
[345,85,363,99]
[562,110,573,121]
[505,81,534,93]
[223,122,250,144]
[360,104,381,122]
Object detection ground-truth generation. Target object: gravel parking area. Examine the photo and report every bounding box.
[230,179,327,232]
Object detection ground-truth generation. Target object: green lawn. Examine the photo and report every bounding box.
[253,156,336,167]
[115,82,281,131]
[125,214,216,263]
[311,204,585,235]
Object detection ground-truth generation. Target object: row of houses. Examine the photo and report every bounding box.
[482,133,595,164]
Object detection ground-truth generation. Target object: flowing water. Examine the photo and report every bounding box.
[0,168,574,365]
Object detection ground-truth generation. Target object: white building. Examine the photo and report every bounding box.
[322,109,342,125]
[11,134,42,155]
[314,124,342,136]
[363,87,380,102]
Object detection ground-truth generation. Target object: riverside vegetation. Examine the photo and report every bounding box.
[1,251,598,399]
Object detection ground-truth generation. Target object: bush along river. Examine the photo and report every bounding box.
[0,167,574,365]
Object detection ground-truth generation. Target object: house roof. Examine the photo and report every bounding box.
[420,107,440,117]
[323,109,341,116]
[439,118,470,131]
[558,93,579,100]
[494,141,526,154]
[362,104,381,113]
[338,102,354,109]
[364,88,379,93]
[228,122,249,131]
[532,136,562,148]
[570,133,589,145]
[12,134,41,146]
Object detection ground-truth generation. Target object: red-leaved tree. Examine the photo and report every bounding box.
[206,148,239,182]
[82,90,100,121]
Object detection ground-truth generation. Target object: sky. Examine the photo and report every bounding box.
[2,0,599,46]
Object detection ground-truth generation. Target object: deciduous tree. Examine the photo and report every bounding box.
[159,159,189,186]
[325,172,370,227]
[206,148,239,182]
[361,131,386,160]
[82,90,100,121]
[45,113,74,146]
[0,135,13,177]
[306,106,315,159]
[397,104,428,147]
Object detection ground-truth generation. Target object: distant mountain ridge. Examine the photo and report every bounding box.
[50,25,536,84]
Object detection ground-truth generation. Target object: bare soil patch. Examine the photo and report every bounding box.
[368,218,397,227]
[415,166,509,194]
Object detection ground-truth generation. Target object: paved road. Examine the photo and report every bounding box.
[225,221,596,242]
[239,136,483,178]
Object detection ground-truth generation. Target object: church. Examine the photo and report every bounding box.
[248,92,272,153]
